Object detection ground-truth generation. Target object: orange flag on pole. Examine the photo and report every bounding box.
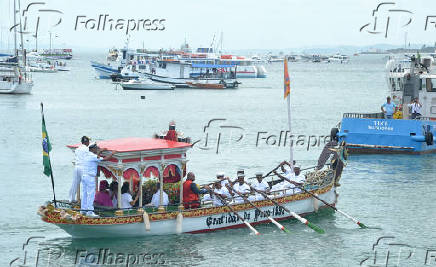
[284,58,290,99]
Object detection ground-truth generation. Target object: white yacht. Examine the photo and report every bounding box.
[0,62,33,94]
[0,0,33,94]
[120,78,175,90]
[328,54,349,63]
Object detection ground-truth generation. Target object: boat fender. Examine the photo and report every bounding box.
[425,131,434,146]
[330,128,339,142]
[176,212,183,234]
[313,194,319,212]
[143,211,151,231]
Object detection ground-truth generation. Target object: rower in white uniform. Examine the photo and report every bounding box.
[273,164,305,196]
[248,172,270,201]
[227,170,250,204]
[211,180,231,206]
[68,136,90,202]
[216,172,230,187]
[81,143,115,217]
[203,172,228,202]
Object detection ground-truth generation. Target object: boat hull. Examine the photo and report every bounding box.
[0,80,33,94]
[42,184,336,238]
[121,82,175,90]
[338,117,436,154]
[91,61,120,79]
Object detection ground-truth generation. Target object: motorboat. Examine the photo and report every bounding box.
[120,78,175,90]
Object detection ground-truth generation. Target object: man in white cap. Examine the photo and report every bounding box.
[203,172,228,203]
[249,172,270,201]
[81,143,116,217]
[69,136,90,203]
[227,170,250,204]
[211,180,231,206]
[274,166,305,196]
[216,172,230,187]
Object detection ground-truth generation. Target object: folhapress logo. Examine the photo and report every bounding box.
[74,15,166,35]
[9,2,63,36]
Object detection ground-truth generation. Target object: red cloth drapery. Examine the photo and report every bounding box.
[163,164,181,183]
[143,166,159,178]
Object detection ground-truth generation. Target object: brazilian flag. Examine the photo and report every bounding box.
[42,115,52,176]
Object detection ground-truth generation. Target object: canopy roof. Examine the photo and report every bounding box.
[67,137,191,153]
[191,63,236,68]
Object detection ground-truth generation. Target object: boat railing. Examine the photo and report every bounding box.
[343,112,385,119]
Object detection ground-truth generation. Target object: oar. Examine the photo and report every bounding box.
[226,184,290,233]
[262,162,285,179]
[248,185,325,234]
[212,192,260,235]
[275,171,367,229]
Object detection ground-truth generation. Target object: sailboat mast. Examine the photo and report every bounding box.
[13,0,17,56]
[17,0,26,66]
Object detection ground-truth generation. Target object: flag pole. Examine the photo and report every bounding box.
[287,95,294,169]
[284,58,294,170]
[41,103,57,207]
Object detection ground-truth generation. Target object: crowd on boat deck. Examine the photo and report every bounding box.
[381,96,422,119]
[68,136,306,217]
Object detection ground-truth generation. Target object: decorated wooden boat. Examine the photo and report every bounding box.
[37,124,346,238]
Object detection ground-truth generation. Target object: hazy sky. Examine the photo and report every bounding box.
[0,0,435,51]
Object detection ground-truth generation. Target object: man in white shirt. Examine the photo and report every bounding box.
[151,183,169,208]
[228,170,250,204]
[81,143,115,217]
[211,181,231,206]
[216,172,230,187]
[408,98,422,119]
[69,136,89,202]
[249,172,270,201]
[274,166,305,196]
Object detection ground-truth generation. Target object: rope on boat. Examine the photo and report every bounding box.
[304,169,332,187]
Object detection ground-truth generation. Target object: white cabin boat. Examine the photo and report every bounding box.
[120,78,175,90]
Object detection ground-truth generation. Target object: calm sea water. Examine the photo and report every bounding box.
[1,53,435,266]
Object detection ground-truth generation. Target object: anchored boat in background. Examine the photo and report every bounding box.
[332,55,436,154]
[0,0,33,94]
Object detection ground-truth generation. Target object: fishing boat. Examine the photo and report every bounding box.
[144,63,240,88]
[37,126,346,238]
[40,49,72,60]
[327,54,349,63]
[120,78,175,90]
[186,82,225,89]
[332,55,436,154]
[186,80,239,89]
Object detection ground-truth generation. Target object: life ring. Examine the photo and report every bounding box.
[330,128,339,142]
[425,132,434,146]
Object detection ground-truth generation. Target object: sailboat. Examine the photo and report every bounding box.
[0,0,33,94]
